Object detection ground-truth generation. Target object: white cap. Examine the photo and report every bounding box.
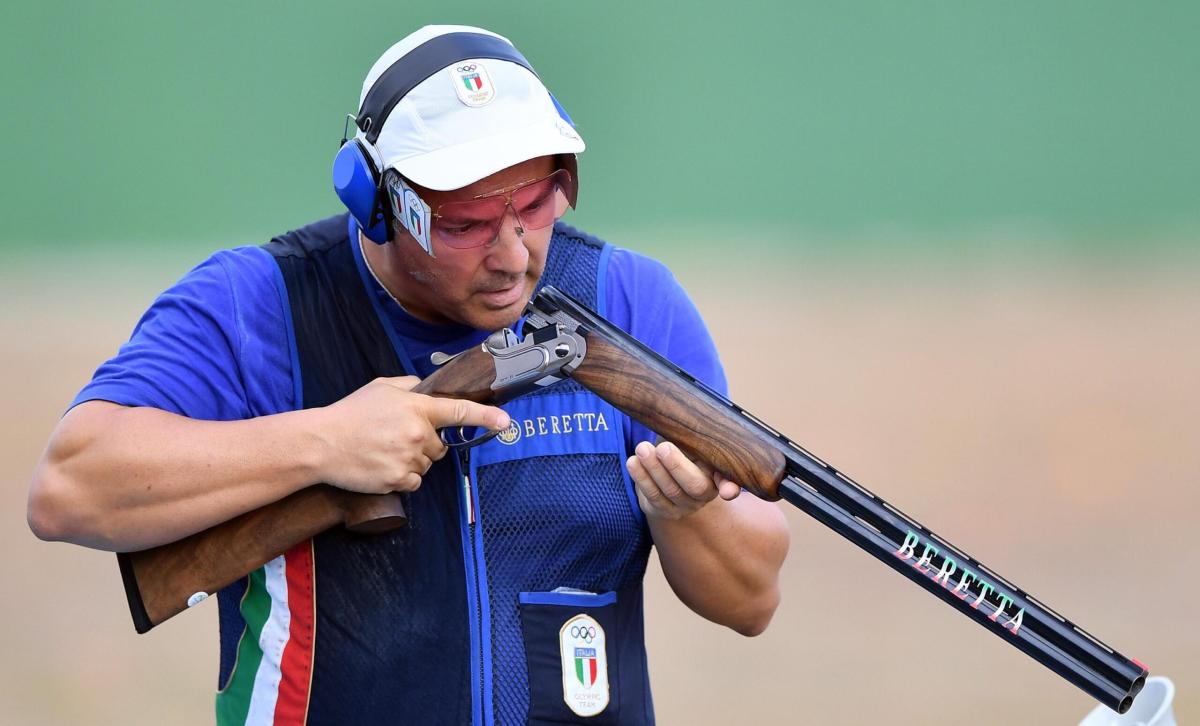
[358,25,585,191]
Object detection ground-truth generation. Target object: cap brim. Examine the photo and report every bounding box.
[387,119,585,191]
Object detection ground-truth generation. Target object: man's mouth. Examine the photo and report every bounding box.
[476,278,526,308]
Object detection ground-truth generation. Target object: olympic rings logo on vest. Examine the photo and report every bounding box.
[559,614,610,716]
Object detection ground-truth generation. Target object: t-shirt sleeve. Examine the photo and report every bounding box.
[603,247,729,449]
[71,247,295,421]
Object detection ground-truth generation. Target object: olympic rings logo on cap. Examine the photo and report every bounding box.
[570,625,597,643]
[456,64,477,73]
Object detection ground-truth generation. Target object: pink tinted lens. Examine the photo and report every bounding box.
[432,170,574,249]
[511,170,572,230]
[431,197,508,249]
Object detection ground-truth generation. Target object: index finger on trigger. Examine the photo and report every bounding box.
[425,397,511,432]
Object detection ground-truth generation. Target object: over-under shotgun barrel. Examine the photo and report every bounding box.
[529,286,1147,714]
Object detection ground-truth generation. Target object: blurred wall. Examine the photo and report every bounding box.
[2,1,1197,254]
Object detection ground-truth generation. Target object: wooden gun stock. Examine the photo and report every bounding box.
[569,335,787,500]
[118,343,499,633]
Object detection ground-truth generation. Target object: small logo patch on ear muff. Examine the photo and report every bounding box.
[451,61,496,107]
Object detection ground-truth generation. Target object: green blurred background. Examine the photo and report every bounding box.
[3,3,1198,725]
[3,1,1197,256]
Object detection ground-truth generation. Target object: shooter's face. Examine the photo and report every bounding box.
[386,155,558,331]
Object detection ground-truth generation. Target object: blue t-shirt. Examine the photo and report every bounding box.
[72,231,727,451]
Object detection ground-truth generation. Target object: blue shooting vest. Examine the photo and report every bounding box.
[240,214,653,725]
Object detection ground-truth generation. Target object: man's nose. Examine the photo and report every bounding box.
[483,205,530,272]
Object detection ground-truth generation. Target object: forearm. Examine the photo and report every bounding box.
[649,494,789,636]
[29,401,326,552]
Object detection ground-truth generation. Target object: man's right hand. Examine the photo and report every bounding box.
[29,377,509,551]
[310,376,510,495]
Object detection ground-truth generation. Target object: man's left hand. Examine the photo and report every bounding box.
[626,441,742,520]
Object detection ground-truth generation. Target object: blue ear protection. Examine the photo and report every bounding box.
[333,32,576,244]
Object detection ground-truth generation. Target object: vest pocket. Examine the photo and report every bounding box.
[518,590,623,725]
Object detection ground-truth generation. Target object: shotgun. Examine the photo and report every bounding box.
[118,285,1148,714]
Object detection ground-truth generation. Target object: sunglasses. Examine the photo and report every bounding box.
[388,168,575,251]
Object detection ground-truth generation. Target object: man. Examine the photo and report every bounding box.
[28,25,788,725]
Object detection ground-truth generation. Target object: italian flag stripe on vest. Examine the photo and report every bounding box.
[216,541,315,725]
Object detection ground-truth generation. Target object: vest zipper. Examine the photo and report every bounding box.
[458,446,488,724]
[460,446,476,525]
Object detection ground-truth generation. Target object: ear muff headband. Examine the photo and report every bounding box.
[357,32,538,144]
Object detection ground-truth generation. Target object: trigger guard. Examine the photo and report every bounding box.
[438,426,501,449]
